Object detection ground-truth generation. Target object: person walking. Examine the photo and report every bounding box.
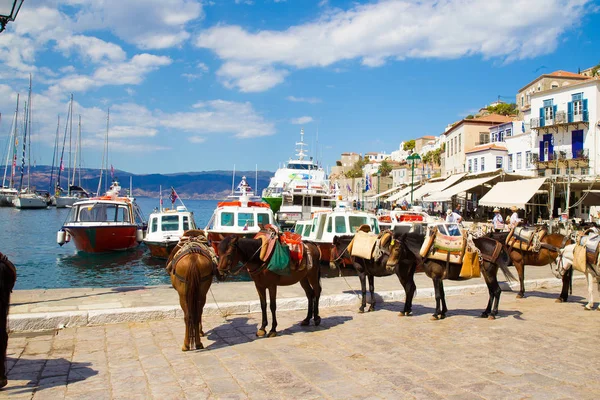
[509,206,520,229]
[446,209,462,236]
[492,208,504,232]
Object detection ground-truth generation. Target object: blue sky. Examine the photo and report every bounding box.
[0,0,599,175]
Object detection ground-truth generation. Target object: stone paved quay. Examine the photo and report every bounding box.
[2,280,599,400]
[9,266,581,332]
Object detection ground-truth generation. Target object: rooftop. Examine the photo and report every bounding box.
[518,70,590,92]
[444,113,515,136]
[465,143,508,154]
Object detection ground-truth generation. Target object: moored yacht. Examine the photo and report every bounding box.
[261,128,332,230]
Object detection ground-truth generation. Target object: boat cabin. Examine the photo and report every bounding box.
[296,210,380,243]
[147,206,196,237]
[206,201,276,234]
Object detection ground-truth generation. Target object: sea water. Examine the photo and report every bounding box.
[0,198,219,290]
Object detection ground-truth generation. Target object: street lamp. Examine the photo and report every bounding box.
[0,0,24,33]
[407,152,421,205]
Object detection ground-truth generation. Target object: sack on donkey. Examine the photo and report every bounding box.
[350,230,379,260]
[267,240,291,276]
[459,250,481,279]
[427,232,467,264]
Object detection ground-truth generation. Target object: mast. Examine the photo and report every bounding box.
[27,75,32,192]
[295,128,307,161]
[18,98,27,193]
[77,114,82,187]
[72,113,80,188]
[68,93,73,190]
[3,96,18,188]
[97,108,109,196]
[231,164,236,195]
[10,94,19,189]
[49,115,60,193]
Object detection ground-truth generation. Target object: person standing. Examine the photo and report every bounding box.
[509,206,520,229]
[446,209,462,236]
[492,208,504,232]
[454,204,462,215]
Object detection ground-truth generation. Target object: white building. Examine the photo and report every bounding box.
[488,121,537,176]
[529,78,600,176]
[465,144,507,174]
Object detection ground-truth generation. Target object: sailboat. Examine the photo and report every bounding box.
[13,75,50,209]
[56,95,89,208]
[0,94,20,207]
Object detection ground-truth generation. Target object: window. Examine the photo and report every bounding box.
[572,93,583,116]
[221,212,234,227]
[543,99,554,120]
[303,224,312,237]
[496,156,503,169]
[349,216,368,232]
[458,133,461,150]
[183,216,191,231]
[468,159,472,173]
[498,130,504,142]
[161,215,179,231]
[581,168,589,175]
[150,217,158,233]
[450,138,453,155]
[479,132,489,144]
[491,131,498,142]
[473,158,478,172]
[516,152,522,169]
[481,157,485,172]
[526,151,532,168]
[237,213,254,227]
[334,216,346,233]
[446,142,449,157]
[508,154,513,171]
[521,95,524,107]
[505,128,512,138]
[257,213,270,228]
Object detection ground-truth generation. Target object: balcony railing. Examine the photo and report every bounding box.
[534,149,589,164]
[531,110,589,129]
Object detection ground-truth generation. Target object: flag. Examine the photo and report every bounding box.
[170,187,178,204]
[60,160,64,171]
[365,174,372,191]
[346,183,352,193]
[110,164,114,177]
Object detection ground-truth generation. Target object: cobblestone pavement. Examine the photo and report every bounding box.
[2,281,599,400]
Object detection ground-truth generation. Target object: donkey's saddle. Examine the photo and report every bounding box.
[506,227,546,252]
[166,229,217,274]
[346,226,393,261]
[255,227,304,267]
[576,232,600,266]
[421,227,467,265]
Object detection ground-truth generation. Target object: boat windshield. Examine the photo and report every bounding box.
[72,203,131,223]
[287,163,317,170]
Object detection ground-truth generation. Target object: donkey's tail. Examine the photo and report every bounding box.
[185,254,205,350]
[498,263,517,284]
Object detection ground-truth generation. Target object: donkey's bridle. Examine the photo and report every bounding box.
[219,239,263,276]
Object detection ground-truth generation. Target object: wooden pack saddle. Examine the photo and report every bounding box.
[506,226,546,252]
[255,225,305,271]
[346,225,393,261]
[576,230,600,267]
[420,226,467,265]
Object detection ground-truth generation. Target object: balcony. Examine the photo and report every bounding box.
[534,149,589,169]
[531,110,589,132]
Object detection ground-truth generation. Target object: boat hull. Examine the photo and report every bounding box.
[64,225,140,253]
[56,196,78,208]
[262,196,282,213]
[0,194,16,207]
[13,196,49,209]
[207,231,256,255]
[143,240,178,259]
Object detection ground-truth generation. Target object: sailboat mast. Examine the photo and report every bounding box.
[105,108,109,193]
[19,99,27,192]
[68,93,73,188]
[9,94,19,189]
[77,114,81,187]
[231,164,236,195]
[27,75,32,191]
[3,97,17,188]
[49,115,60,193]
[97,108,109,196]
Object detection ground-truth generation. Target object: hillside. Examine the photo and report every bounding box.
[5,166,274,200]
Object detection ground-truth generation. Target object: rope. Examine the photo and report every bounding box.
[209,286,230,321]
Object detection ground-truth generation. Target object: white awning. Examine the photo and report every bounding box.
[368,186,403,200]
[385,186,416,203]
[424,175,499,202]
[478,178,547,209]
[404,173,467,202]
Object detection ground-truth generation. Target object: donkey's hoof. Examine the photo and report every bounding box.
[488,315,496,320]
[0,378,7,389]
[555,298,564,303]
[196,342,204,350]
[430,315,439,321]
[516,293,524,299]
[398,312,406,317]
[480,312,488,318]
[256,329,266,337]
[584,305,592,311]
[358,308,365,314]
[199,330,205,337]
[267,331,277,338]
[439,314,446,320]
[181,345,190,352]
[314,316,321,326]
[300,319,310,326]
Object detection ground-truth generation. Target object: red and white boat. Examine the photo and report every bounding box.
[57,180,147,253]
[205,176,277,254]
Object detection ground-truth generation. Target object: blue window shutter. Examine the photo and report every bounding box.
[567,101,573,123]
[539,141,544,162]
[553,105,557,120]
[539,107,545,127]
[583,99,588,121]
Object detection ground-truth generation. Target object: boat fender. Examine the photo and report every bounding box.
[136,229,144,243]
[57,230,66,246]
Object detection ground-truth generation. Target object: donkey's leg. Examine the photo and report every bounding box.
[0,311,8,387]
[299,277,314,326]
[358,271,367,313]
[584,270,594,310]
[439,280,448,318]
[256,285,268,337]
[268,286,278,337]
[398,269,416,316]
[195,293,207,349]
[557,267,571,303]
[367,274,376,312]
[178,294,191,351]
[311,267,322,326]
[431,277,442,320]
[487,264,502,319]
[512,259,526,298]
[480,265,494,318]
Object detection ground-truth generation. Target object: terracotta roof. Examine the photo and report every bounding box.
[547,70,585,78]
[420,135,436,139]
[465,143,508,154]
[443,114,514,136]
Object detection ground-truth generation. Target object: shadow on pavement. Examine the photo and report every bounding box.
[3,357,97,395]
[518,290,584,302]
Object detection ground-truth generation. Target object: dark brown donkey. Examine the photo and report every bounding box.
[217,236,321,337]
[1,252,17,389]
[166,231,216,351]
[488,230,572,300]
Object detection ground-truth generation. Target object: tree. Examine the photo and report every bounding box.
[465,114,475,119]
[403,139,415,152]
[345,156,367,178]
[336,160,342,166]
[591,62,600,77]
[378,160,392,177]
[487,103,517,116]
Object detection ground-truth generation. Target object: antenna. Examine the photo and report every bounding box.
[255,164,258,195]
[295,128,307,160]
[231,164,236,195]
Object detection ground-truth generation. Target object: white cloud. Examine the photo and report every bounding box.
[55,35,127,63]
[235,0,254,4]
[197,62,209,72]
[196,0,591,91]
[125,88,135,96]
[286,95,322,104]
[72,0,204,49]
[188,136,206,143]
[291,116,313,125]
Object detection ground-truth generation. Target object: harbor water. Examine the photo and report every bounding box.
[0,198,219,290]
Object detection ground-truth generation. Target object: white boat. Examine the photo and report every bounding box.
[143,188,197,259]
[206,176,277,254]
[261,128,332,229]
[377,206,440,234]
[13,190,50,209]
[55,185,90,208]
[293,202,381,262]
[0,187,18,207]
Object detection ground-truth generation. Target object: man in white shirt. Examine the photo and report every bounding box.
[509,206,520,229]
[446,209,462,236]
[492,208,504,232]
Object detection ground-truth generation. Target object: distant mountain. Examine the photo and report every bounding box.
[5,166,274,200]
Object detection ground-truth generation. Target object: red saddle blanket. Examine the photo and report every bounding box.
[254,231,304,264]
